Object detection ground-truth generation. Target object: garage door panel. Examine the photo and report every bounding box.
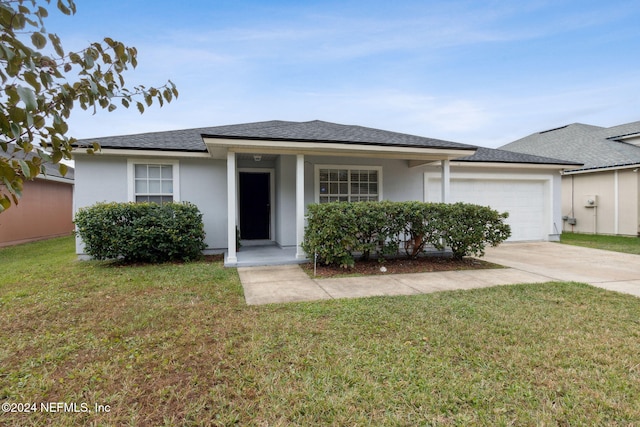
[427,178,546,241]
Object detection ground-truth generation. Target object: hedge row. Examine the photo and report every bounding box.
[75,202,206,263]
[302,201,511,267]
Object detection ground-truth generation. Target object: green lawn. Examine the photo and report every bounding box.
[560,232,640,255]
[1,236,640,426]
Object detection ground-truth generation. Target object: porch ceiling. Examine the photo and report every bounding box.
[236,153,278,162]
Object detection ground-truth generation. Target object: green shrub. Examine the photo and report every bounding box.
[441,202,511,259]
[302,202,360,268]
[75,202,207,263]
[303,201,511,267]
[397,201,448,258]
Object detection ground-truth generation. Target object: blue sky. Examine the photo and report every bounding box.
[47,0,640,148]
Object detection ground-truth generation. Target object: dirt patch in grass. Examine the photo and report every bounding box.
[302,256,503,278]
[106,253,225,267]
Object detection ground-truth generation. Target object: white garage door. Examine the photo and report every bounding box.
[427,178,547,241]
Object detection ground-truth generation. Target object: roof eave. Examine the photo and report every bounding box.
[562,162,640,175]
[203,137,476,161]
[73,148,211,159]
[451,160,582,169]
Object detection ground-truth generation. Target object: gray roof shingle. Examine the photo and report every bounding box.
[77,120,477,151]
[456,147,582,166]
[201,120,477,150]
[1,145,74,181]
[500,121,640,171]
[75,119,579,167]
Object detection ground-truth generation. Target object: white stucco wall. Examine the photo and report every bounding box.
[75,152,565,256]
[74,154,228,255]
[179,158,228,250]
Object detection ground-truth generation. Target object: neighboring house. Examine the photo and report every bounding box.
[73,120,578,265]
[0,148,75,247]
[501,121,640,236]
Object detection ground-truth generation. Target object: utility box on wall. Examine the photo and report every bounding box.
[584,195,598,208]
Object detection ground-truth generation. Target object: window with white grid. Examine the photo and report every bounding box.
[316,166,381,203]
[129,162,178,204]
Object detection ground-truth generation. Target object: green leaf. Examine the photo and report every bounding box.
[52,150,63,163]
[0,195,10,211]
[29,162,40,178]
[18,160,32,178]
[24,71,42,92]
[17,86,37,111]
[58,163,68,176]
[37,6,49,18]
[136,102,144,114]
[31,32,47,49]
[49,33,65,57]
[10,122,22,139]
[163,88,172,103]
[84,50,95,69]
[57,0,72,15]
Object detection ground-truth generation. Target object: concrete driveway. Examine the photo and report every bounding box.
[238,242,640,305]
[481,242,640,297]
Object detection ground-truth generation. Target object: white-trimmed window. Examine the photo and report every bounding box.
[127,160,180,204]
[315,165,382,203]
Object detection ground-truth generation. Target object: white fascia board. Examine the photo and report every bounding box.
[425,170,553,182]
[35,174,74,184]
[562,163,640,175]
[203,137,475,161]
[73,149,211,159]
[450,161,577,170]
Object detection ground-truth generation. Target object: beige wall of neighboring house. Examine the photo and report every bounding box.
[501,121,640,237]
[561,168,639,236]
[0,178,74,247]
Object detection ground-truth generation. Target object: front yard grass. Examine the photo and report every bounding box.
[1,236,640,426]
[560,231,640,255]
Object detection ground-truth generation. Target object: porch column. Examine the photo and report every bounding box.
[296,154,306,259]
[226,151,237,264]
[441,159,451,203]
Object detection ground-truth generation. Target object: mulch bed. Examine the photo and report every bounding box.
[301,256,503,278]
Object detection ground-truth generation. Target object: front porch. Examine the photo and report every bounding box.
[202,121,475,267]
[224,242,308,267]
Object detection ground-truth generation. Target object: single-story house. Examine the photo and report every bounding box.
[0,147,75,247]
[73,120,579,265]
[501,120,640,236]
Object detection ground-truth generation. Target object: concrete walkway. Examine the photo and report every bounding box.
[238,242,640,305]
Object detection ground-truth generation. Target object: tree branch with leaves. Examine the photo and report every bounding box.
[0,0,178,211]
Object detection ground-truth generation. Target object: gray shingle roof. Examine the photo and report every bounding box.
[500,121,640,171]
[76,127,210,152]
[77,120,477,151]
[75,119,582,166]
[456,147,582,166]
[201,120,477,150]
[1,145,74,181]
